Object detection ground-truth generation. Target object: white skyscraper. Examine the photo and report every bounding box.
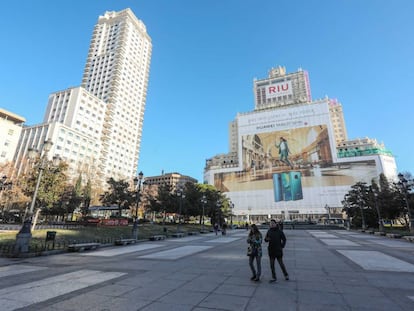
[13,9,152,184]
[81,9,152,179]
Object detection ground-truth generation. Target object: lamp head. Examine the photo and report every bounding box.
[52,155,62,166]
[27,147,39,159]
[43,139,53,152]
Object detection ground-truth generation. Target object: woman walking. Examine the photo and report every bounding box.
[247,224,262,282]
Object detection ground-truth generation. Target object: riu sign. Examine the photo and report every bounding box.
[265,80,293,99]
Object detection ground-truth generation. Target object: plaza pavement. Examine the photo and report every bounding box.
[0,228,414,310]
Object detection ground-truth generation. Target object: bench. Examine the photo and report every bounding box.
[187,231,199,236]
[171,232,185,238]
[374,231,386,236]
[149,235,166,241]
[403,236,414,242]
[67,242,100,252]
[386,233,402,239]
[115,238,137,246]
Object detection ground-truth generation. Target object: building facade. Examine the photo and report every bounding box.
[253,65,311,110]
[144,172,198,191]
[12,8,152,185]
[81,9,152,180]
[14,122,101,182]
[204,66,397,222]
[0,108,26,163]
[0,109,25,165]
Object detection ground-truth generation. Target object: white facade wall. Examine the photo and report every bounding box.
[205,66,397,218]
[12,9,152,185]
[81,8,152,180]
[14,122,101,181]
[44,87,106,140]
[254,66,312,110]
[228,120,238,153]
[328,98,348,143]
[0,109,25,164]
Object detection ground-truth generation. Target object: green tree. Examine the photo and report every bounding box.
[377,174,403,221]
[181,182,203,220]
[82,179,92,217]
[23,160,68,215]
[147,183,175,218]
[393,172,414,229]
[100,178,135,217]
[65,174,83,220]
[343,182,375,229]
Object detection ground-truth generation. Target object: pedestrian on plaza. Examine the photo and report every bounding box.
[214,223,219,235]
[264,219,289,283]
[222,222,227,235]
[247,224,262,282]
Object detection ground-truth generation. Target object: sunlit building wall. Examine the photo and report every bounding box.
[0,109,25,164]
[205,66,397,221]
[81,8,152,180]
[12,8,152,184]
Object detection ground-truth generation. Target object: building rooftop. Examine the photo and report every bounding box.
[0,108,26,124]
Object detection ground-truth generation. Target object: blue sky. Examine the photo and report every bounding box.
[1,0,413,182]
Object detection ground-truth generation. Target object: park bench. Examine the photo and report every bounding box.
[402,236,414,242]
[67,242,100,252]
[149,235,166,241]
[187,231,199,236]
[171,232,185,238]
[114,238,137,246]
[374,231,386,236]
[386,233,402,239]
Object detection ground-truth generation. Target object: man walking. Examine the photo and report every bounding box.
[265,219,289,283]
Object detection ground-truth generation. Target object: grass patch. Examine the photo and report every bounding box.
[0,223,212,252]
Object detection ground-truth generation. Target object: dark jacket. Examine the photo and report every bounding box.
[265,227,286,258]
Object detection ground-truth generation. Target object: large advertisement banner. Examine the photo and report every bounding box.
[213,101,379,216]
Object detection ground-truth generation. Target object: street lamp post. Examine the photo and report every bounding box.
[398,173,414,233]
[325,204,331,221]
[15,139,57,253]
[176,188,185,233]
[216,200,222,228]
[201,195,207,233]
[229,201,234,228]
[369,186,383,232]
[358,194,366,230]
[247,206,252,224]
[132,171,144,240]
[343,199,351,230]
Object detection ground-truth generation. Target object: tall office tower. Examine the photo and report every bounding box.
[253,66,311,110]
[328,98,348,144]
[81,9,152,180]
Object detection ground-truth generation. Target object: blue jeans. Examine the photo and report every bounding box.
[249,255,261,277]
